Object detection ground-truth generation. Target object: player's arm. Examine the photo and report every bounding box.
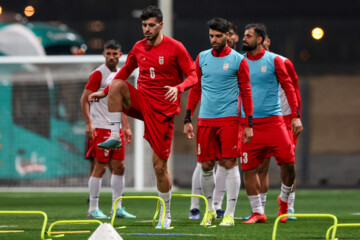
[274,56,303,136]
[89,49,138,101]
[183,55,202,139]
[284,59,301,114]
[121,113,132,144]
[237,58,253,143]
[165,43,197,102]
[81,71,102,140]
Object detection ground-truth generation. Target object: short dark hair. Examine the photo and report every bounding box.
[228,21,237,34]
[244,23,267,44]
[140,5,163,22]
[103,39,121,51]
[208,18,229,34]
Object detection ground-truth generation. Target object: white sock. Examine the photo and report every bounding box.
[190,163,202,210]
[248,195,264,214]
[213,165,226,211]
[260,193,267,211]
[158,189,172,220]
[224,166,240,218]
[111,174,124,210]
[201,169,215,212]
[108,112,121,137]
[288,192,296,211]
[280,183,293,202]
[88,176,102,212]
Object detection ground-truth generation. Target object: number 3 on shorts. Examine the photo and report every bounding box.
[241,152,248,164]
[150,67,155,79]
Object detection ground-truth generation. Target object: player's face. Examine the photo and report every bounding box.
[227,29,239,49]
[142,17,163,41]
[209,29,228,51]
[263,37,271,51]
[103,48,121,69]
[242,28,259,51]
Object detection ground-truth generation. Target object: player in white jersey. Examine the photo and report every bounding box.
[80,40,136,219]
[242,34,301,221]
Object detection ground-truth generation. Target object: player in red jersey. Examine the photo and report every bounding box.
[188,21,242,221]
[81,40,136,219]
[240,23,303,224]
[184,18,253,226]
[88,6,197,229]
[242,34,301,220]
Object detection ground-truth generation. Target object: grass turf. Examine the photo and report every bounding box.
[0,189,359,240]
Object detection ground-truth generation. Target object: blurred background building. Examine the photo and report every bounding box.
[0,0,359,189]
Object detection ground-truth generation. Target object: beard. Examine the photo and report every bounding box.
[212,39,227,51]
[144,31,159,41]
[106,60,118,69]
[242,42,257,51]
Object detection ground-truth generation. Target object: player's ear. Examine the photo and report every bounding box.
[159,22,164,29]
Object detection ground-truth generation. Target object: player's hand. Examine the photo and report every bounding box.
[164,86,178,102]
[123,127,132,144]
[291,118,303,136]
[86,123,96,141]
[88,91,107,102]
[184,123,194,139]
[242,127,253,143]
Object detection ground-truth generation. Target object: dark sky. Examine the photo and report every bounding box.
[1,0,360,73]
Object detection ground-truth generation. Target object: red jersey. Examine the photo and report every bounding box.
[105,35,197,117]
[284,59,301,114]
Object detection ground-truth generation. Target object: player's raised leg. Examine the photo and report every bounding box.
[98,80,131,150]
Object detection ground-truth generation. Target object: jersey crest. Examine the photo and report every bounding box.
[159,56,164,65]
[223,63,229,71]
[261,66,267,73]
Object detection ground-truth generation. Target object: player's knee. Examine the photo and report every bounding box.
[283,162,296,177]
[153,163,166,176]
[112,167,125,175]
[92,164,107,177]
[111,161,125,175]
[201,161,215,172]
[110,79,126,91]
[222,158,237,169]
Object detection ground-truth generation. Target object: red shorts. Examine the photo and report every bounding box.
[196,124,239,162]
[86,128,125,163]
[239,116,295,171]
[122,81,174,160]
[264,115,297,160]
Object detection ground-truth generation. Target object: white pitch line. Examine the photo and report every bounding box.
[136,219,178,223]
[0,225,18,228]
[121,233,215,237]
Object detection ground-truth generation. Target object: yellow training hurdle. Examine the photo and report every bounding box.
[47,219,102,237]
[171,194,209,228]
[0,210,48,240]
[111,196,166,229]
[326,223,360,240]
[272,213,338,240]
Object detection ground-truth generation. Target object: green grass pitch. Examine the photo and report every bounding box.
[0,189,359,240]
